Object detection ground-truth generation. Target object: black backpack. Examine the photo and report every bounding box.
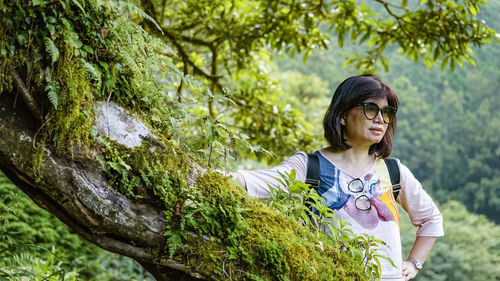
[305,153,401,200]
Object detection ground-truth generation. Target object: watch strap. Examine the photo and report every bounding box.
[407,257,423,270]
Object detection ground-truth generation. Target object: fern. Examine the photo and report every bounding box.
[115,1,163,34]
[45,80,60,109]
[44,37,59,64]
[64,30,83,50]
[70,0,85,14]
[119,51,142,77]
[82,60,102,88]
[164,228,183,257]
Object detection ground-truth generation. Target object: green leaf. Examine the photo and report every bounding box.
[46,16,57,24]
[83,61,101,81]
[43,37,59,64]
[468,5,477,16]
[463,55,476,67]
[32,0,45,6]
[151,114,161,122]
[289,169,296,181]
[423,58,433,68]
[303,49,312,63]
[17,33,28,45]
[64,31,83,49]
[441,55,449,70]
[433,45,440,60]
[83,45,94,54]
[117,1,164,35]
[359,29,372,44]
[482,37,492,44]
[45,81,60,109]
[206,86,214,98]
[99,61,109,69]
[46,23,55,36]
[71,0,86,14]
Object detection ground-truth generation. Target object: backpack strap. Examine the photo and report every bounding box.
[306,153,320,189]
[305,153,320,225]
[384,158,401,200]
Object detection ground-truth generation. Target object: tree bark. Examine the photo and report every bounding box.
[0,92,206,280]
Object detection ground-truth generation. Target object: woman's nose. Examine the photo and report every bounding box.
[373,111,384,123]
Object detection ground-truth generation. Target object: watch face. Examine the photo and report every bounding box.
[415,261,423,270]
[408,258,423,270]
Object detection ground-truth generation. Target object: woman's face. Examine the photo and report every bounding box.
[342,98,389,149]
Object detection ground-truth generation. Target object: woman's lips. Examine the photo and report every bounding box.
[370,128,384,134]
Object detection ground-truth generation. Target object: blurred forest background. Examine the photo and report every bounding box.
[1,0,499,280]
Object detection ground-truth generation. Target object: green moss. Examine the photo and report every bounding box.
[45,58,95,156]
[32,141,47,182]
[88,128,379,280]
[182,235,227,277]
[177,171,371,281]
[92,141,373,280]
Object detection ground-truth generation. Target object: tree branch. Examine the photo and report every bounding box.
[0,93,207,280]
[138,0,223,90]
[10,69,43,124]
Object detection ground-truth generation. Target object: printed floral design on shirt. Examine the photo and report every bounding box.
[314,153,399,229]
[341,169,399,230]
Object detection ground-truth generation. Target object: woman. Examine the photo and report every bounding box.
[233,75,444,281]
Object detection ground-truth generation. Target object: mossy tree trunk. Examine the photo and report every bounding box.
[0,93,203,281]
[0,71,375,281]
[0,85,369,281]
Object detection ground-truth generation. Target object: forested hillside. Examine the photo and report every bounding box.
[277,1,500,224]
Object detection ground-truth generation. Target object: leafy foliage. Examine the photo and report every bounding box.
[0,172,97,262]
[0,171,153,280]
[0,0,190,157]
[44,37,60,65]
[131,0,498,162]
[1,250,78,281]
[45,80,60,109]
[78,251,154,281]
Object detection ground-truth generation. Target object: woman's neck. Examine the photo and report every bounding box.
[322,146,376,178]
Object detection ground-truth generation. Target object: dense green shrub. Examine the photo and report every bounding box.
[0,171,154,280]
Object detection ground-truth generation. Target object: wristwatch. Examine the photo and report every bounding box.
[407,257,423,270]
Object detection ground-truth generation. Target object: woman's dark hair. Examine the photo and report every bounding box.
[323,74,399,158]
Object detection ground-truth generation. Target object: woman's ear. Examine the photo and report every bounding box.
[341,114,346,126]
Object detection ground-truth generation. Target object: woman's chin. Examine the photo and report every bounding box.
[365,136,384,145]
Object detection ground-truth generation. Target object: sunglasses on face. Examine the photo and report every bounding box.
[357,102,397,124]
